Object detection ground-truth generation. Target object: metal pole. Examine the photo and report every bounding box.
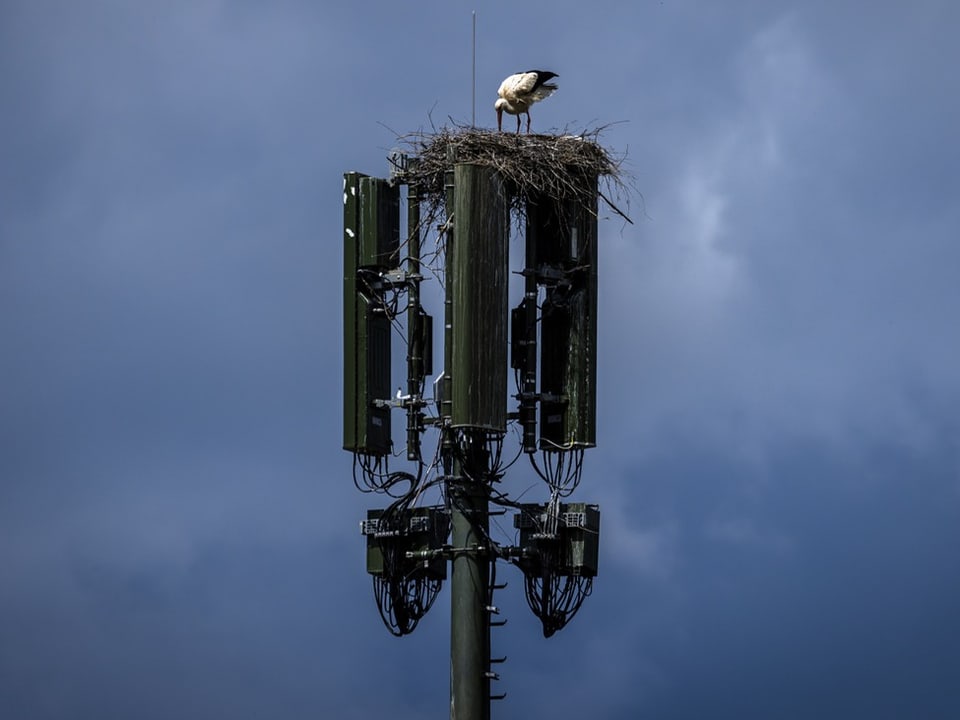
[406,172,423,461]
[521,209,539,453]
[471,11,476,127]
[441,160,455,437]
[449,434,490,720]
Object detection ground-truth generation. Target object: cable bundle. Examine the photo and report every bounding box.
[523,555,593,638]
[369,497,449,637]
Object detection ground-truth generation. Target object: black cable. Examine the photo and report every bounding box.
[521,562,593,638]
[371,490,449,637]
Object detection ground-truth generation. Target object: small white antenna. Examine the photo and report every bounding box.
[472,11,477,127]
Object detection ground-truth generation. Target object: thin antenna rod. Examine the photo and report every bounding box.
[472,11,476,127]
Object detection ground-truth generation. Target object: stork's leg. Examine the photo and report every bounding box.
[526,111,532,134]
[515,114,521,134]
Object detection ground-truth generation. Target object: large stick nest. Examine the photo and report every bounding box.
[391,125,633,228]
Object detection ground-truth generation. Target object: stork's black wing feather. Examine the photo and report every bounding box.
[523,70,559,91]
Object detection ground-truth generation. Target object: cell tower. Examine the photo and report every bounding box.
[343,129,619,719]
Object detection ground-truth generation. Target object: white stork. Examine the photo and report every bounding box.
[495,70,559,134]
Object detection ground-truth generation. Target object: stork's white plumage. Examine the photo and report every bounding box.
[495,70,559,133]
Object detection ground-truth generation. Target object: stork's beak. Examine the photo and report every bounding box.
[496,107,503,132]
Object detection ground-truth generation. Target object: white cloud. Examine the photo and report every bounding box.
[704,514,794,555]
[598,10,960,464]
[598,481,678,580]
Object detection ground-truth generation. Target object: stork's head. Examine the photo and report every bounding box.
[495,98,508,131]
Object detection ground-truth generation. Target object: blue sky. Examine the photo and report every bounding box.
[2,1,959,718]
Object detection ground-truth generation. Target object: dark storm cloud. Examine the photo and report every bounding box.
[1,1,959,719]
